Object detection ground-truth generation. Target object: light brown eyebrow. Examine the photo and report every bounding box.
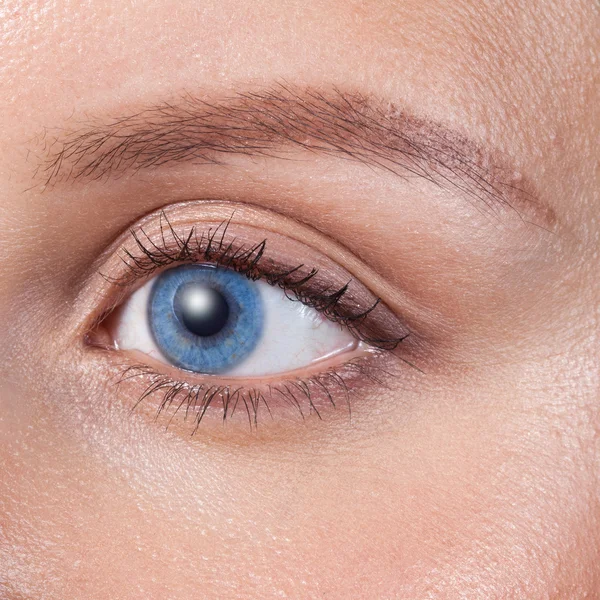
[38,84,546,220]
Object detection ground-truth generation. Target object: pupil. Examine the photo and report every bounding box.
[174,283,230,337]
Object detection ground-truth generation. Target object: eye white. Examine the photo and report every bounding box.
[113,273,357,377]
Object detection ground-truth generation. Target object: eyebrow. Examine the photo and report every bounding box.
[39,84,542,218]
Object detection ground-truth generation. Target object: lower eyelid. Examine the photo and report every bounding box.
[112,339,375,386]
[108,346,395,432]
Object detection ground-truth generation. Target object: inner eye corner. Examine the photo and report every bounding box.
[84,308,118,350]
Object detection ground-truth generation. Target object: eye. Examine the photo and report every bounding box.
[88,210,411,430]
[112,263,356,377]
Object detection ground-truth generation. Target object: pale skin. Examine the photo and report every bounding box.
[0,0,598,598]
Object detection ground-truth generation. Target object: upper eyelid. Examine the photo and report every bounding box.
[91,200,402,306]
[71,200,437,356]
[95,214,410,352]
[109,214,268,285]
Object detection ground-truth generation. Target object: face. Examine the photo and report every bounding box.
[0,1,598,598]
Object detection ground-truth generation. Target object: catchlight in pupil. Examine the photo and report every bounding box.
[174,284,230,337]
[148,265,264,374]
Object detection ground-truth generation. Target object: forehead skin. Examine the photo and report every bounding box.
[0,1,599,599]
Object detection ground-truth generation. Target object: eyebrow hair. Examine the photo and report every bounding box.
[39,84,541,218]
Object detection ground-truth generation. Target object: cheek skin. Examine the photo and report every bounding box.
[1,353,598,599]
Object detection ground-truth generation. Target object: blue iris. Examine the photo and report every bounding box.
[148,265,264,373]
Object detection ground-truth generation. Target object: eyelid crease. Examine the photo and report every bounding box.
[83,199,434,328]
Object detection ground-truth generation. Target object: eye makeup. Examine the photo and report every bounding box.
[101,213,407,350]
[85,203,419,432]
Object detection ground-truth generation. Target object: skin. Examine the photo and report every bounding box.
[0,0,598,598]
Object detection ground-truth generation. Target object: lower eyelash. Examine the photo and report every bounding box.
[116,355,392,433]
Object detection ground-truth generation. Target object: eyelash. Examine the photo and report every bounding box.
[117,357,392,433]
[96,213,408,431]
[106,213,405,350]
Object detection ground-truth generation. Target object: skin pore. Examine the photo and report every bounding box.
[0,0,598,598]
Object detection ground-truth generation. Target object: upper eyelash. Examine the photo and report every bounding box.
[103,212,408,351]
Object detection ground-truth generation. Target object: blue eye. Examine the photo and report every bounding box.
[113,263,358,378]
[148,265,264,373]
